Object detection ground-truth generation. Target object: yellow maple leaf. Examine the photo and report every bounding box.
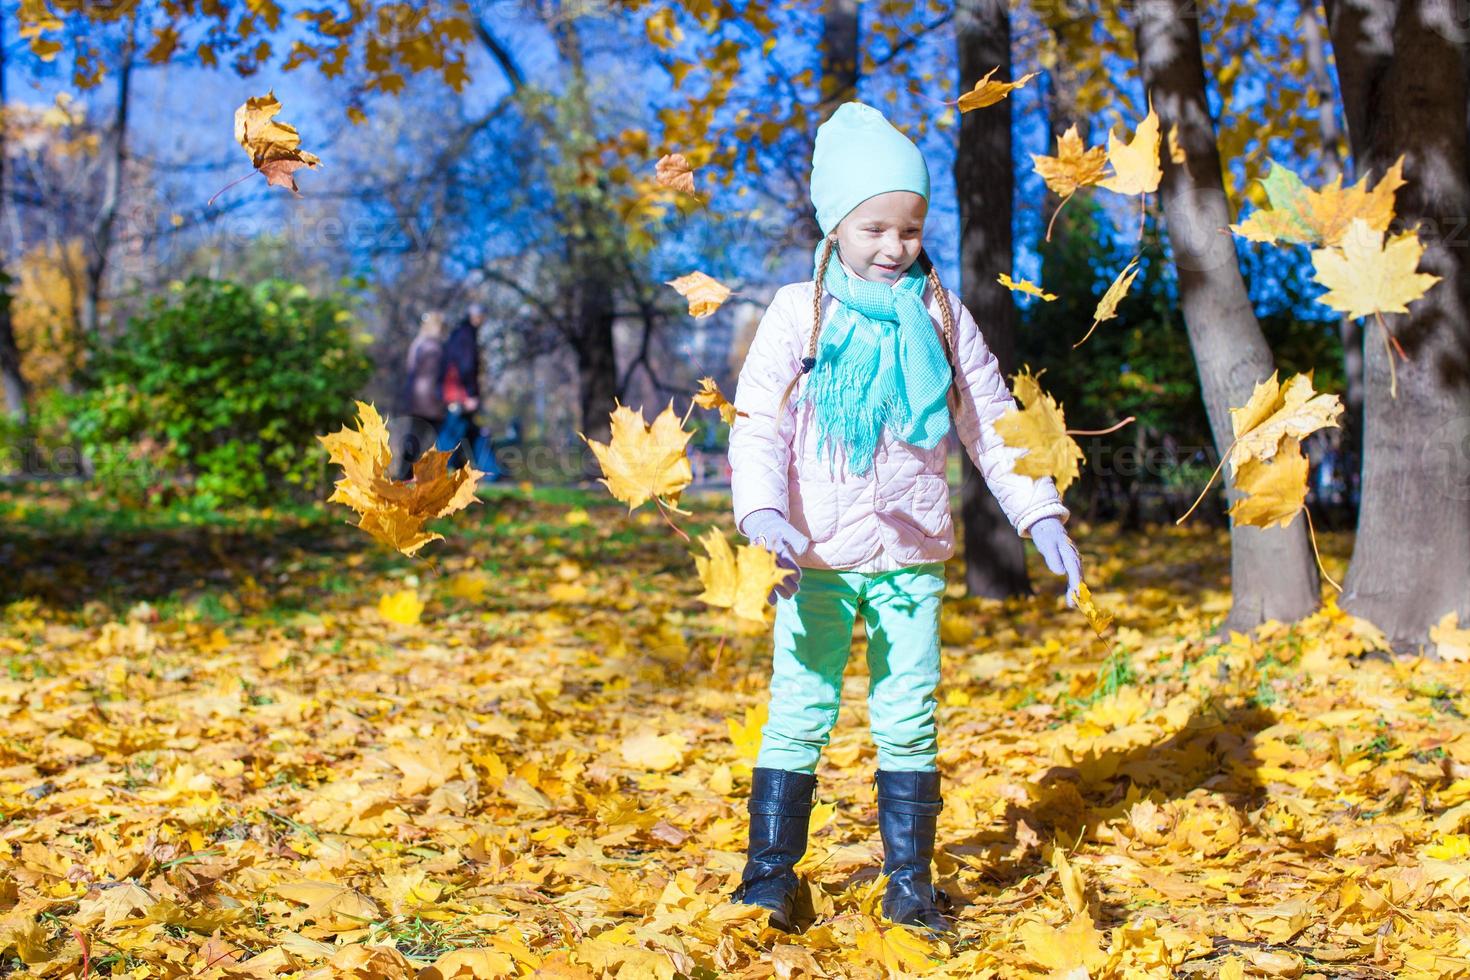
[318,402,482,557]
[1229,436,1309,530]
[233,90,321,195]
[692,376,745,425]
[275,880,381,933]
[1227,371,1344,471]
[727,702,768,760]
[1430,612,1470,663]
[1098,98,1162,197]
[665,271,731,318]
[579,399,694,513]
[854,918,942,972]
[1074,254,1141,347]
[956,65,1038,111]
[1051,845,1090,917]
[619,731,687,771]
[654,152,697,194]
[445,570,491,602]
[1232,156,1406,247]
[378,589,424,626]
[993,366,1085,494]
[1424,834,1470,860]
[1019,912,1108,974]
[1311,218,1442,321]
[997,273,1058,302]
[1071,581,1114,636]
[693,527,793,622]
[1031,123,1109,198]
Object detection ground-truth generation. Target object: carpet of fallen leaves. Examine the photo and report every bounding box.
[1,484,1468,979]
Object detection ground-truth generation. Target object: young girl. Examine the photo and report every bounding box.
[726,101,1083,935]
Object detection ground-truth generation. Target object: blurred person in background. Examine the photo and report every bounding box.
[436,303,484,470]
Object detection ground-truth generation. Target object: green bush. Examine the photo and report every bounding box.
[68,277,372,507]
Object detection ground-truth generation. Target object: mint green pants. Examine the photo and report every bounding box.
[755,561,946,774]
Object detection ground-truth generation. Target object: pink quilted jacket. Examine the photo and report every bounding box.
[728,265,1070,573]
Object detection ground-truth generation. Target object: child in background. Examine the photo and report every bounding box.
[726,101,1083,934]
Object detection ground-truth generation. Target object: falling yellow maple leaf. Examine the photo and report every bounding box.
[692,376,745,425]
[1229,436,1309,530]
[580,399,694,515]
[693,527,793,622]
[993,366,1085,494]
[1098,98,1162,197]
[998,273,1058,302]
[1179,372,1340,523]
[666,271,731,318]
[1311,218,1441,321]
[1227,371,1344,471]
[956,66,1038,111]
[1031,123,1109,240]
[1181,373,1342,586]
[1232,156,1406,247]
[378,589,424,626]
[654,152,697,194]
[318,402,482,557]
[1032,124,1109,198]
[233,90,321,195]
[1075,254,1141,348]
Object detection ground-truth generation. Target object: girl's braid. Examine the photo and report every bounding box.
[776,236,963,420]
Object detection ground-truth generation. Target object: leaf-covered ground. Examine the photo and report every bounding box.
[1,485,1467,978]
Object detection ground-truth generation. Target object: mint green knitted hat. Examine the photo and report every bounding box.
[810,102,930,236]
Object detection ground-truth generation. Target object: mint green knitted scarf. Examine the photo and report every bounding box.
[794,241,954,477]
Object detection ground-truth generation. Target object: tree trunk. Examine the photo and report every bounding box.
[550,20,625,478]
[574,262,619,474]
[0,16,27,422]
[1135,0,1321,633]
[1328,0,1470,649]
[794,0,864,246]
[82,15,136,340]
[955,0,1032,598]
[1302,1,1364,465]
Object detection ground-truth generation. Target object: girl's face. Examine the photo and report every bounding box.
[833,191,927,284]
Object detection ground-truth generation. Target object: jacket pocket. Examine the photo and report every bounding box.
[789,473,839,544]
[896,474,952,539]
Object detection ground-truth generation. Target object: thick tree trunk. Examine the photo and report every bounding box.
[1135,0,1322,632]
[1328,0,1470,649]
[550,20,625,478]
[83,16,135,340]
[821,0,859,105]
[0,18,26,422]
[795,0,863,245]
[574,265,618,477]
[955,0,1032,598]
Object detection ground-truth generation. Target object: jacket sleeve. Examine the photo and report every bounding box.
[728,285,803,537]
[946,289,1070,539]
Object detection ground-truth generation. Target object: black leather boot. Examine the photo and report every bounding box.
[731,767,817,932]
[875,769,954,934]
